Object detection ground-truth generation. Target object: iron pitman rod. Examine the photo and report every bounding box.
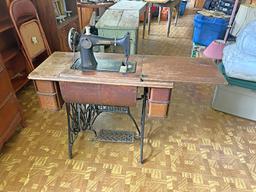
[66,87,148,164]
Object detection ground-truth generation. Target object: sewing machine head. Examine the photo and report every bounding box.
[68,27,134,73]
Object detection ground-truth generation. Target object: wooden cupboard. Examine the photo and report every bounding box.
[0,0,30,92]
[0,57,23,150]
[31,0,79,51]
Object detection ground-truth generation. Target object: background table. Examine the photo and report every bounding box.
[96,9,140,55]
[109,0,147,38]
[146,0,181,37]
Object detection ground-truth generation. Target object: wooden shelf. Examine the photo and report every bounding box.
[2,47,19,63]
[11,75,29,92]
[0,18,13,33]
[57,15,78,29]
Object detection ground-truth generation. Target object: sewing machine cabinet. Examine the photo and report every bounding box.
[148,88,172,118]
[35,80,63,111]
[60,82,137,107]
[28,52,225,163]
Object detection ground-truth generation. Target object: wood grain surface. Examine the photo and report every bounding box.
[142,55,226,84]
[144,0,170,4]
[28,52,225,88]
[95,9,139,30]
[109,1,147,12]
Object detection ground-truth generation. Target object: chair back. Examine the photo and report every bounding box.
[9,0,51,71]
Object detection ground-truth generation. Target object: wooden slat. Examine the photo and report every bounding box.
[28,52,225,88]
[118,11,139,29]
[28,52,75,80]
[0,18,13,33]
[109,1,147,12]
[142,55,226,85]
[145,0,170,3]
[95,10,123,29]
[95,10,139,30]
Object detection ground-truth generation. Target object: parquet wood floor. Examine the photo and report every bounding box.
[1,12,256,192]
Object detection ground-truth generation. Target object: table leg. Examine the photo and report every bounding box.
[174,4,179,26]
[66,103,74,159]
[143,9,147,39]
[66,103,99,159]
[167,7,172,37]
[140,88,148,164]
[147,3,152,35]
[158,6,162,24]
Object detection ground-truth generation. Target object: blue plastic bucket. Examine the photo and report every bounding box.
[179,1,187,16]
[193,14,228,46]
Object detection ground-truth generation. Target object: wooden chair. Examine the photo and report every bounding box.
[9,0,51,71]
[9,0,63,111]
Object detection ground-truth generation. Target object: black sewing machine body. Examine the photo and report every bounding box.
[68,28,136,73]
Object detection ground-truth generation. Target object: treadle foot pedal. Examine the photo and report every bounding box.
[97,105,129,114]
[96,129,135,143]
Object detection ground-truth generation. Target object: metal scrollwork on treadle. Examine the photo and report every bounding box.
[65,87,148,163]
[66,103,100,158]
[65,103,143,159]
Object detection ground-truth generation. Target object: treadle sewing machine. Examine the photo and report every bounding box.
[28,28,225,164]
[67,27,134,73]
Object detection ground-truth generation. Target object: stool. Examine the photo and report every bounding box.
[147,0,181,37]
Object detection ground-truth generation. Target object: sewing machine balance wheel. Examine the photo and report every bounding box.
[68,27,79,51]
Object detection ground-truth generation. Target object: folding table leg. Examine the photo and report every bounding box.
[158,6,162,24]
[143,9,147,39]
[66,103,73,159]
[174,5,179,26]
[167,7,172,37]
[148,3,152,35]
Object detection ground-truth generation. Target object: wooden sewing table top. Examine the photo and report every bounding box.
[28,52,225,88]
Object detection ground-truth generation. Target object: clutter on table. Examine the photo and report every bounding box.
[203,0,236,15]
[191,43,206,58]
[197,9,230,18]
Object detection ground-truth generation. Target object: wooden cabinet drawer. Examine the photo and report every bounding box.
[60,82,137,107]
[0,94,20,134]
[36,80,56,93]
[148,88,172,118]
[0,66,13,102]
[35,80,64,111]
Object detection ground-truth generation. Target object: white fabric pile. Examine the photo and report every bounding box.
[231,4,256,37]
[223,20,256,82]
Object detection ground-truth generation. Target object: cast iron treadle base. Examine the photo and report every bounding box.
[96,129,135,143]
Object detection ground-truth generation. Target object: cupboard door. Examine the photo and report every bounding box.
[0,64,13,102]
[0,94,20,134]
